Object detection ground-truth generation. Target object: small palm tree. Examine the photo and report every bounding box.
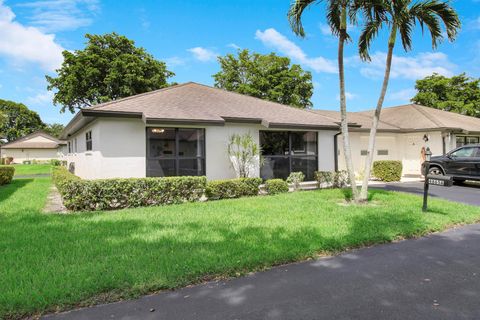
[358,0,461,201]
[288,0,362,201]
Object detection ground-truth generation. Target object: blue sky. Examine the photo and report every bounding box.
[0,0,479,125]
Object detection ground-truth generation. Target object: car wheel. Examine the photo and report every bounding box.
[428,166,443,176]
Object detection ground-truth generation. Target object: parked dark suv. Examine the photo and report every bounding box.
[423,144,480,182]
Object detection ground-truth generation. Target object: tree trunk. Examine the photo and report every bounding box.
[338,6,359,201]
[359,27,396,201]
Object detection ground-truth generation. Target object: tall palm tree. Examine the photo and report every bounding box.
[288,0,362,201]
[358,0,460,201]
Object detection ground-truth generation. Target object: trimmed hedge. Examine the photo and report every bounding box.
[206,178,262,200]
[372,160,403,182]
[314,170,349,188]
[0,166,15,185]
[265,179,289,195]
[52,167,207,211]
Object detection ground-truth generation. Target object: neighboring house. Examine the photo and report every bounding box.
[314,104,480,176]
[0,131,67,163]
[61,82,340,180]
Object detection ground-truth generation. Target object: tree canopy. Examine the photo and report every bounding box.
[47,32,175,113]
[213,49,313,109]
[43,123,65,139]
[412,73,480,118]
[0,99,45,142]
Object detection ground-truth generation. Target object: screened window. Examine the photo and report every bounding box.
[456,136,480,147]
[85,131,92,151]
[260,131,318,181]
[146,128,205,177]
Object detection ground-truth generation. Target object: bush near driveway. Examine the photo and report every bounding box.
[0,166,15,185]
[52,167,206,211]
[206,177,262,200]
[373,161,403,182]
[265,179,289,194]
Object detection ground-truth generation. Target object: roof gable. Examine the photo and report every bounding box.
[1,131,66,149]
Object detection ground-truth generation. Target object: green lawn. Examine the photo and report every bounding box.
[1,178,480,319]
[12,164,52,176]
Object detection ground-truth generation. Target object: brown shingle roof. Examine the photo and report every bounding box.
[313,104,480,132]
[82,82,340,129]
[1,131,66,149]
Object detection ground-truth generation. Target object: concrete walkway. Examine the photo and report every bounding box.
[44,223,480,320]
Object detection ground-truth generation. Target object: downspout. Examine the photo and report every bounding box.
[334,131,341,172]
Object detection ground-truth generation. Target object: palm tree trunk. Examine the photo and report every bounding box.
[359,27,397,201]
[338,6,359,201]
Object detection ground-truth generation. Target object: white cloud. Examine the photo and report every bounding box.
[255,28,337,73]
[26,90,54,106]
[359,51,456,80]
[319,23,331,36]
[227,43,240,50]
[164,56,186,67]
[17,0,100,32]
[387,88,416,102]
[336,92,357,101]
[187,47,218,62]
[0,1,64,71]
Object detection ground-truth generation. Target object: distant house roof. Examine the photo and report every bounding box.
[313,104,480,133]
[62,82,342,138]
[1,131,66,149]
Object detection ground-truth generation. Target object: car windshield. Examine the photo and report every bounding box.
[450,147,479,158]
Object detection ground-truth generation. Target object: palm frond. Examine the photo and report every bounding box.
[358,18,385,61]
[288,0,319,37]
[409,0,461,48]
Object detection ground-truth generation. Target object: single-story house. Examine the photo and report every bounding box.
[314,104,480,176]
[0,131,67,164]
[61,82,480,180]
[61,82,340,180]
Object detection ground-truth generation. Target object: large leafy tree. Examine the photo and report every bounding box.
[43,123,65,139]
[357,0,460,201]
[47,32,175,113]
[213,49,314,109]
[289,0,362,200]
[412,73,479,118]
[0,99,45,142]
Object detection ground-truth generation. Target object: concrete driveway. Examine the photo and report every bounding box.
[44,223,480,320]
[372,181,480,206]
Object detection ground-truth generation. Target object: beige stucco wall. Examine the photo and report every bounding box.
[1,148,61,163]
[337,130,445,176]
[66,118,337,180]
[65,118,146,179]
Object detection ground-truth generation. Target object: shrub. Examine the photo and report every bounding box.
[52,167,207,211]
[206,177,262,200]
[265,179,289,195]
[5,157,13,165]
[314,170,349,188]
[315,171,334,187]
[286,172,305,191]
[372,160,403,182]
[50,159,61,166]
[0,166,15,185]
[0,158,4,165]
[333,170,349,188]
